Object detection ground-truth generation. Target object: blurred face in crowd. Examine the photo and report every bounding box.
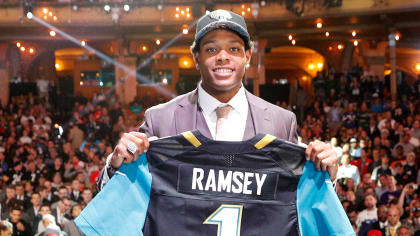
[58,188,68,198]
[397,227,412,236]
[53,173,62,185]
[59,199,72,213]
[347,210,358,224]
[40,205,51,216]
[6,187,16,199]
[82,189,93,203]
[346,190,356,202]
[71,205,83,218]
[15,185,24,196]
[379,175,388,188]
[387,207,400,226]
[377,205,388,222]
[346,178,355,190]
[364,195,377,210]
[362,173,372,185]
[9,209,22,223]
[31,193,41,207]
[72,179,80,191]
[44,181,52,192]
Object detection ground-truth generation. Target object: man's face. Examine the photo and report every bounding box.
[6,188,15,199]
[31,193,41,206]
[347,211,358,224]
[39,206,51,216]
[364,195,377,209]
[15,186,24,195]
[9,209,22,223]
[58,188,68,198]
[194,29,251,96]
[378,206,388,222]
[60,199,72,212]
[72,180,80,191]
[397,227,412,236]
[82,190,93,203]
[387,207,400,226]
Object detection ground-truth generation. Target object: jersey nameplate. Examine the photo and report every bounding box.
[178,165,278,200]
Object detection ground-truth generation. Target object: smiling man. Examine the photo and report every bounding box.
[98,9,338,189]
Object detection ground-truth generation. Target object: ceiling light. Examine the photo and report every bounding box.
[72,5,78,11]
[395,33,401,41]
[353,40,359,46]
[291,39,296,45]
[182,28,188,34]
[104,5,111,12]
[29,48,35,54]
[48,11,53,17]
[20,47,25,52]
[53,16,57,21]
[26,12,33,19]
[155,39,161,45]
[337,44,343,50]
[81,40,86,46]
[288,35,293,41]
[43,8,48,14]
[316,22,322,29]
[352,31,356,37]
[325,32,330,37]
[49,30,56,37]
[16,42,21,47]
[123,4,130,12]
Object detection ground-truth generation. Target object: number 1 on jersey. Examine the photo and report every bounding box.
[203,204,243,236]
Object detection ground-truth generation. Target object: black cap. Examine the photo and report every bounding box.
[194,9,251,50]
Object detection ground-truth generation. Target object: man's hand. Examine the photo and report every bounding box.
[110,132,149,169]
[305,140,338,181]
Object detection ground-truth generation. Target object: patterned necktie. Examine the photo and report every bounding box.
[215,105,232,140]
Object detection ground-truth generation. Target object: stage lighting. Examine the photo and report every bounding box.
[23,1,33,19]
[353,40,359,46]
[325,32,330,37]
[29,48,35,54]
[123,4,130,12]
[104,5,111,12]
[72,5,78,11]
[291,39,296,45]
[16,42,21,47]
[20,47,25,52]
[157,4,163,11]
[49,31,56,37]
[182,28,188,34]
[155,39,161,45]
[81,40,86,46]
[288,35,293,41]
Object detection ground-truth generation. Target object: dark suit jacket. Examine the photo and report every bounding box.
[140,89,298,142]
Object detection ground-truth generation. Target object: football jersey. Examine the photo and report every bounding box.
[75,130,354,236]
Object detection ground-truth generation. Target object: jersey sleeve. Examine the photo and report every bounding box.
[75,153,152,236]
[297,161,355,236]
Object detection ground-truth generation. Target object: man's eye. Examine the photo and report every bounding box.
[230,47,240,52]
[206,48,217,53]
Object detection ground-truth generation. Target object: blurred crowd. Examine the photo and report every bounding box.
[292,68,420,236]
[0,90,166,235]
[0,66,418,236]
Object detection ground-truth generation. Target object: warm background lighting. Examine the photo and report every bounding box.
[49,30,56,37]
[338,44,343,50]
[325,32,330,37]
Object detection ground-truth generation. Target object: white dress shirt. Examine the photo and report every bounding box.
[198,83,248,141]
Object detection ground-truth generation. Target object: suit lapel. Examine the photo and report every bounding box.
[246,90,274,136]
[174,89,199,134]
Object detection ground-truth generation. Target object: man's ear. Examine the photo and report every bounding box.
[245,49,252,67]
[192,52,200,70]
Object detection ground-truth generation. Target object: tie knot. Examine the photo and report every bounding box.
[216,105,232,119]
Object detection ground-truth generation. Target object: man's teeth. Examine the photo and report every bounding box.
[214,68,233,73]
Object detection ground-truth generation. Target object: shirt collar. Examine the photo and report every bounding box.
[198,82,248,116]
